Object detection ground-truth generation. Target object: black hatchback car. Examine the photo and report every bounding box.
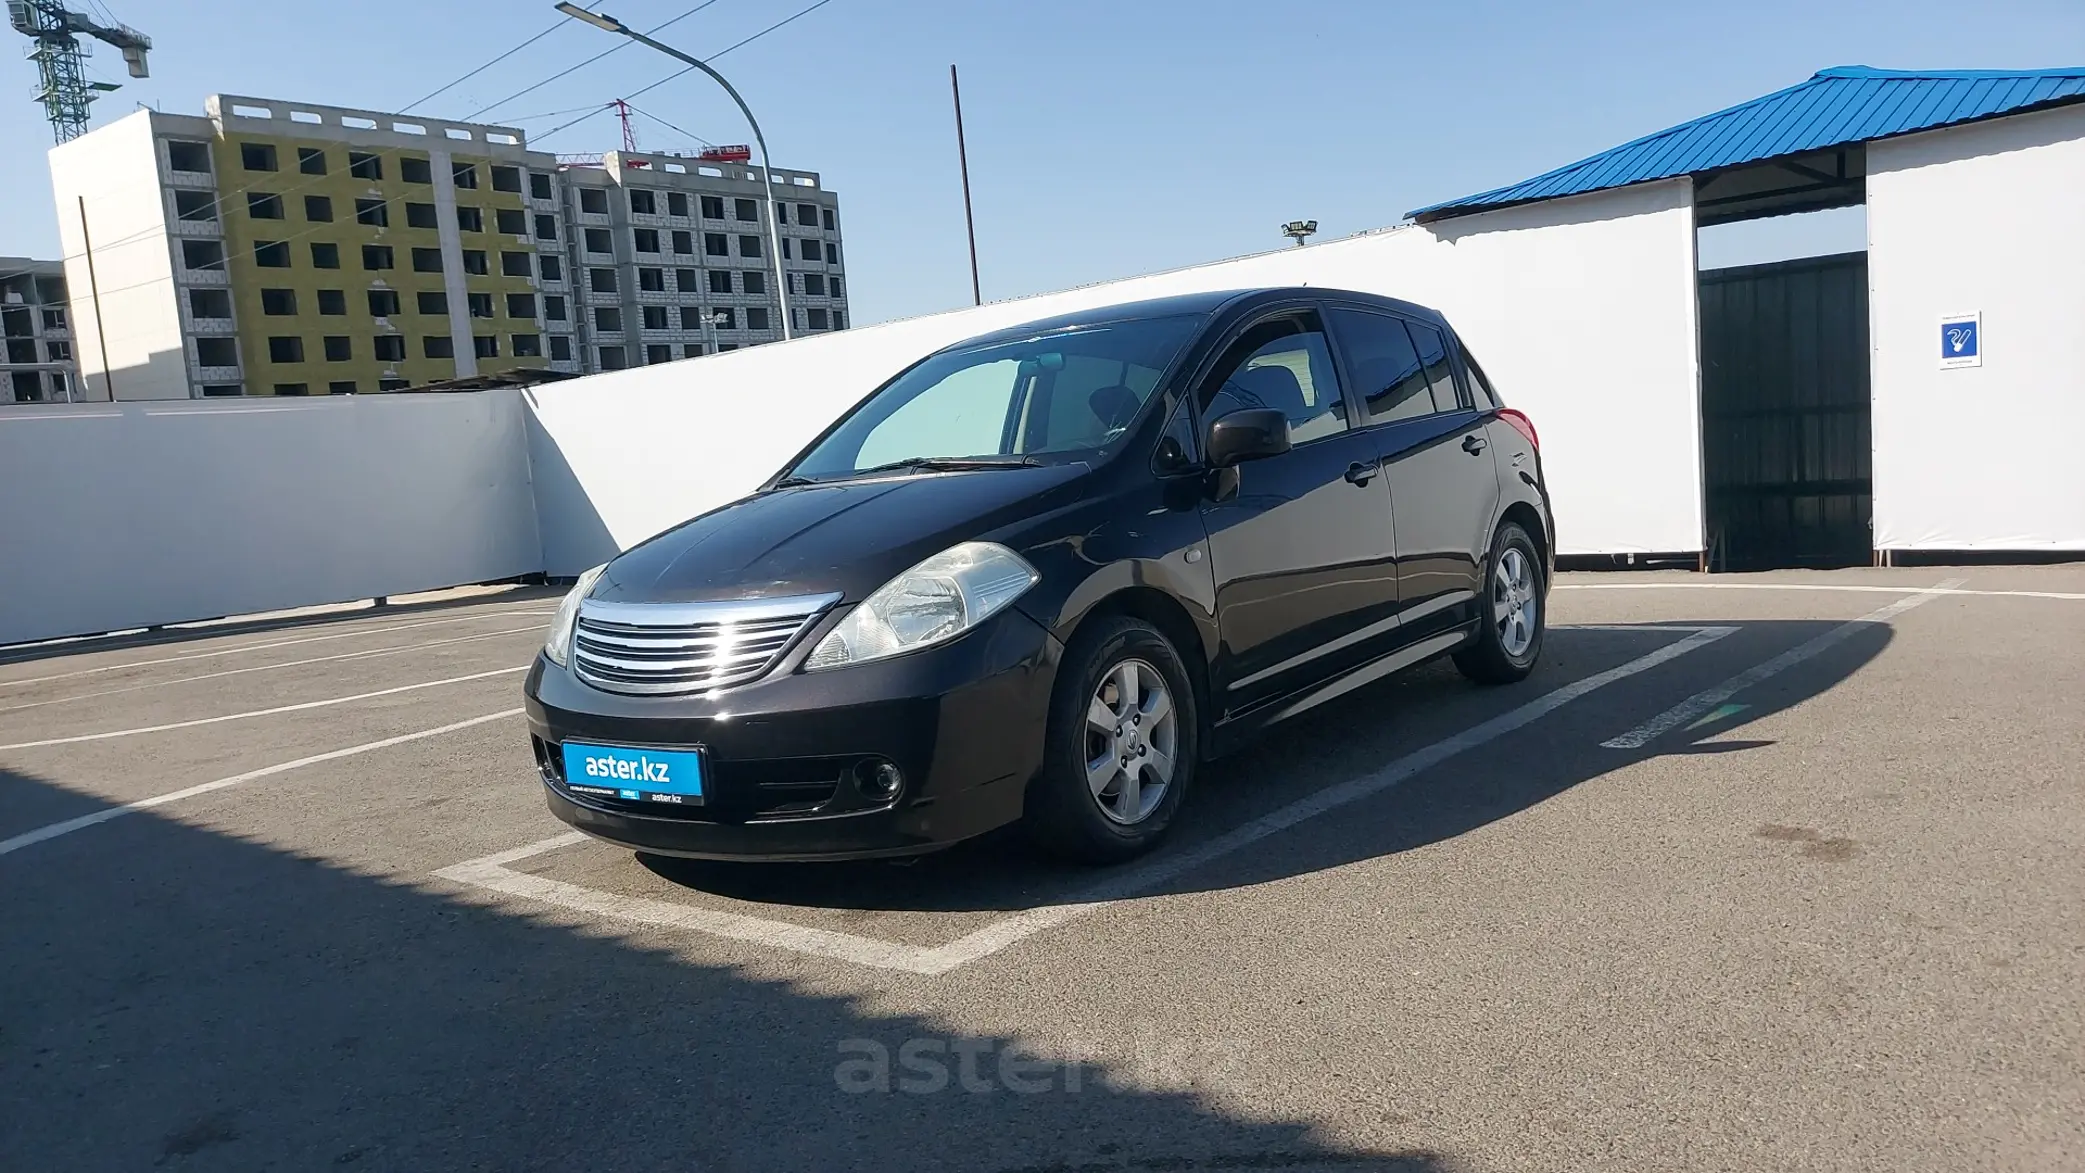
[525,287,1552,863]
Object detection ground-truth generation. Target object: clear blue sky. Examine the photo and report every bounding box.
[5,0,2081,325]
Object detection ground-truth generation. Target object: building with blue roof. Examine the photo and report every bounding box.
[1411,66,2085,224]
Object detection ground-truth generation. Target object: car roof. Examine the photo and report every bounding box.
[949,286,1449,351]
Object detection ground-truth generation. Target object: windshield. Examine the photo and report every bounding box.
[786,314,1202,480]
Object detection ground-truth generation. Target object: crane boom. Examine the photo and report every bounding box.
[7,0,151,142]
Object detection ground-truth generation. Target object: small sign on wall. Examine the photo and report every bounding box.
[1940,312,1981,369]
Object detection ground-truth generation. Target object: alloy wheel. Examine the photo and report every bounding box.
[1083,658,1178,825]
[1494,546,1538,658]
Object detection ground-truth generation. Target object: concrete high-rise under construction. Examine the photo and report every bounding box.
[47,93,847,399]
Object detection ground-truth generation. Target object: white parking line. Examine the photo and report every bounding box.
[1556,581,2083,601]
[0,625,546,715]
[1599,579,1965,750]
[0,665,527,751]
[437,624,1735,976]
[0,609,553,690]
[0,708,524,859]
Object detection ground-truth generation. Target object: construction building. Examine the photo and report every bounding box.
[0,256,78,402]
[557,150,845,370]
[46,94,845,399]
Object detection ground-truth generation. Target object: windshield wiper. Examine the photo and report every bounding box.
[773,475,818,488]
[846,455,1043,478]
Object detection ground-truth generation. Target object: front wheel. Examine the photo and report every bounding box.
[1024,617,1198,864]
[1453,520,1545,685]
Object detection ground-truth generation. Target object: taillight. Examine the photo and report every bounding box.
[1496,408,1538,452]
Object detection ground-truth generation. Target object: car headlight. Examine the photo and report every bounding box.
[543,564,607,667]
[803,542,1038,671]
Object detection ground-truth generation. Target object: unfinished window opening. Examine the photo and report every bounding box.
[579,188,607,215]
[189,289,232,319]
[400,156,432,184]
[174,190,217,221]
[298,147,327,175]
[167,140,211,172]
[348,151,383,180]
[240,143,277,171]
[247,192,285,220]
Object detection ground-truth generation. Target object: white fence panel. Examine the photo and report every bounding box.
[1868,103,2085,551]
[527,178,1702,572]
[0,392,542,645]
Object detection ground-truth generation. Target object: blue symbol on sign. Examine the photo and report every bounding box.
[619,788,640,800]
[1943,319,1977,359]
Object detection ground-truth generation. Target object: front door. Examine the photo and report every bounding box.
[1198,308,1401,718]
[1327,307,1500,642]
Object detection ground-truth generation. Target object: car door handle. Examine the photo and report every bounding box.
[1462,434,1489,455]
[1344,461,1377,486]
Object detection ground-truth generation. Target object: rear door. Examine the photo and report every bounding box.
[1198,308,1401,717]
[1327,307,1501,642]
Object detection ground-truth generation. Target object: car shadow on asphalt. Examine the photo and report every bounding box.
[638,619,1890,914]
[0,764,1462,1172]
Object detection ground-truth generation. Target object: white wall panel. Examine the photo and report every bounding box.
[1868,104,2085,550]
[0,392,541,645]
[528,178,1703,572]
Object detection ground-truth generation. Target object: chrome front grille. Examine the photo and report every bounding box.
[571,593,839,696]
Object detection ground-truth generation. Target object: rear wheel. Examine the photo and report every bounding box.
[1024,616,1197,864]
[1453,520,1545,684]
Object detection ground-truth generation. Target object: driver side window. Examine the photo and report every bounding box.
[1199,312,1347,445]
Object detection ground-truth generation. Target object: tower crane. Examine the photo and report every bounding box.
[6,0,149,143]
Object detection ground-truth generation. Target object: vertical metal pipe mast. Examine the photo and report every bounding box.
[950,65,981,306]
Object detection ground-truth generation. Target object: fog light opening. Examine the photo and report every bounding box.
[854,758,904,803]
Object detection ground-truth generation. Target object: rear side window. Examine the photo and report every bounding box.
[1405,320,1460,411]
[1329,307,1434,424]
[1199,312,1346,444]
[1462,348,1500,409]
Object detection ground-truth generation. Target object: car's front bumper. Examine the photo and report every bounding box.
[523,606,1062,861]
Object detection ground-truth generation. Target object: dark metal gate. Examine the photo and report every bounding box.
[1697,252,1872,570]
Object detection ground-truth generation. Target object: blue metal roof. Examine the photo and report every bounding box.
[1410,66,2085,221]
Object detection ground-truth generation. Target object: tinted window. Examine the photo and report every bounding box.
[790,315,1200,478]
[1200,313,1346,444]
[1330,308,1434,424]
[1406,320,1459,412]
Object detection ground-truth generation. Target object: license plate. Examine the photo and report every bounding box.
[561,741,706,805]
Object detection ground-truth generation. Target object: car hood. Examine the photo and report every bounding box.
[591,463,1092,604]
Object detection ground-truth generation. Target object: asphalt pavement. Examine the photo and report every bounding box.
[1,567,2079,1172]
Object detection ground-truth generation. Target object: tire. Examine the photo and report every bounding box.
[1453,520,1546,685]
[1024,616,1199,864]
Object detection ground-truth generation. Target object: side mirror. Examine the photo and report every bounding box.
[1205,407,1292,468]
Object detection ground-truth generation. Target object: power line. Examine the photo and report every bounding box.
[401,21,567,114]
[623,102,715,149]
[463,0,727,123]
[621,0,841,106]
[534,102,619,146]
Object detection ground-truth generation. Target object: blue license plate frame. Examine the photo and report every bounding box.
[560,740,707,806]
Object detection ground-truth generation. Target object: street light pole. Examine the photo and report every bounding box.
[554,3,792,341]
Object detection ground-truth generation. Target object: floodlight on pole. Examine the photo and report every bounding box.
[553,3,793,340]
[1281,220,1318,248]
